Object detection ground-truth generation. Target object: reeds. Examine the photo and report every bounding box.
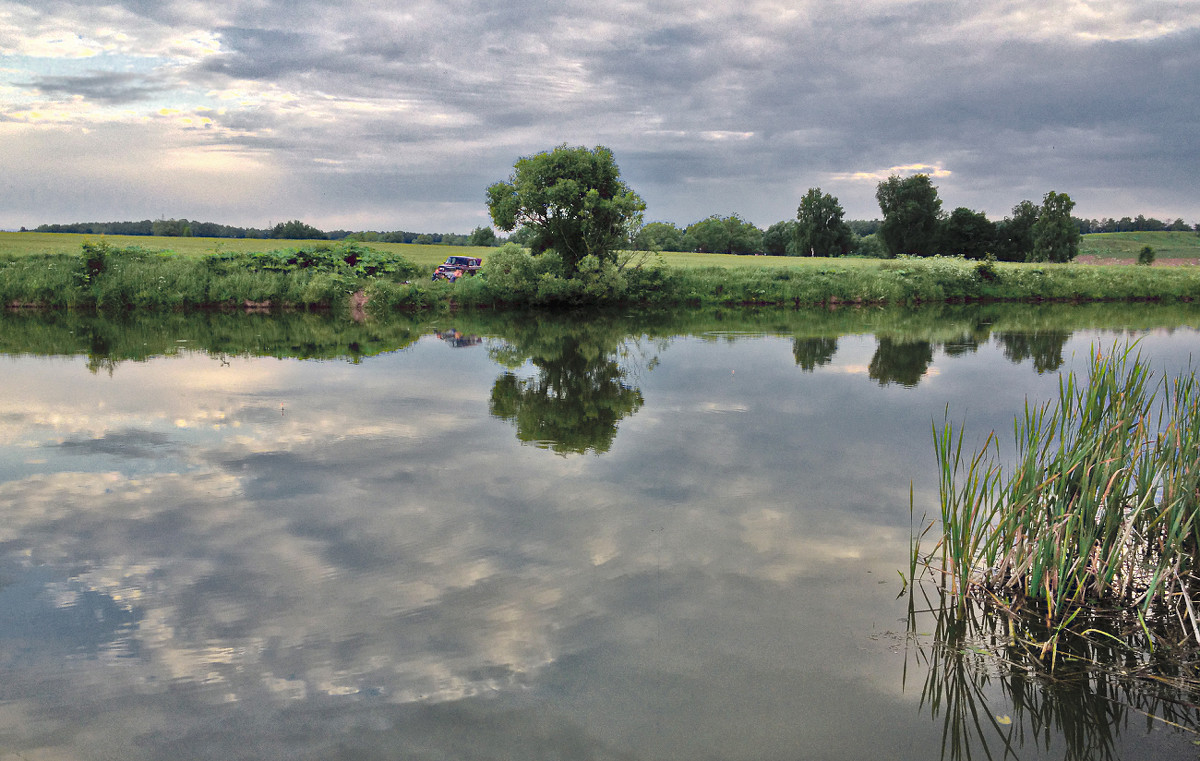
[923,342,1200,647]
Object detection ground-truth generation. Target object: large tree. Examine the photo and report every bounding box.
[875,174,943,256]
[271,219,324,240]
[938,207,995,260]
[993,200,1039,262]
[682,214,763,254]
[634,221,686,252]
[1031,190,1079,263]
[486,144,645,274]
[762,220,798,256]
[795,187,853,256]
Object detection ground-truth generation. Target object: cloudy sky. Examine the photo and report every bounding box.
[2,0,1198,233]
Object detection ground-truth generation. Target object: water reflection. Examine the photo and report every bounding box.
[2,304,1200,758]
[869,338,934,387]
[487,319,645,454]
[996,331,1070,373]
[907,587,1200,761]
[792,336,837,372]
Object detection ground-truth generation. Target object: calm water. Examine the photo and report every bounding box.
[1,305,1199,760]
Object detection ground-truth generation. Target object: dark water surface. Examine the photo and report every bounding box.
[1,304,1199,760]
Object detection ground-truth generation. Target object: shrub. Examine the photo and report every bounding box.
[1138,245,1156,266]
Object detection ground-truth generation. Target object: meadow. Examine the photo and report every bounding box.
[1076,230,1200,261]
[4,230,1197,268]
[3,231,1200,312]
[0,231,487,270]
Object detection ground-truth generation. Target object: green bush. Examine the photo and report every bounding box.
[1138,245,1156,266]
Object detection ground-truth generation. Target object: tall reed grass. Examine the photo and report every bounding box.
[921,343,1200,650]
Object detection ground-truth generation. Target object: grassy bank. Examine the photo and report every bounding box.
[3,236,1200,313]
[0,241,421,312]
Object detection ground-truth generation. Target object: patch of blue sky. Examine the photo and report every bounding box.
[1,52,172,78]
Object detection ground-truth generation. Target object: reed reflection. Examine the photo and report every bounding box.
[907,586,1200,761]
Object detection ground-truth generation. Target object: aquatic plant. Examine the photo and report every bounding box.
[918,342,1200,660]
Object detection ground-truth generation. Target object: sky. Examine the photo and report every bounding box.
[1,0,1198,233]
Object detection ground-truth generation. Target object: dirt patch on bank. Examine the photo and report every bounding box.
[350,289,369,322]
[1076,255,1200,267]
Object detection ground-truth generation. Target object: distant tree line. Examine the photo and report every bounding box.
[1075,216,1196,234]
[31,199,1198,261]
[631,177,1196,261]
[32,219,506,247]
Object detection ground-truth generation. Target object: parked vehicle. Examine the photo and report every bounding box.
[431,256,482,281]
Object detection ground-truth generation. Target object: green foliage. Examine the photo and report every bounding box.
[1031,191,1079,262]
[938,207,996,260]
[151,218,192,237]
[1,241,417,312]
[486,144,645,274]
[762,220,798,256]
[994,200,1039,261]
[210,242,419,280]
[876,174,943,257]
[795,187,853,256]
[682,214,763,255]
[468,226,498,246]
[972,254,998,282]
[853,233,889,258]
[634,221,686,252]
[1137,245,1155,265]
[77,240,113,285]
[270,220,325,240]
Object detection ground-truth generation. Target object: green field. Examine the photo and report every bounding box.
[6,230,1197,269]
[1078,231,1200,260]
[0,232,488,271]
[655,250,882,269]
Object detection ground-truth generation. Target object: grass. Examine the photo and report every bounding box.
[1078,231,1200,261]
[5,233,1200,312]
[656,250,885,269]
[0,240,423,312]
[0,232,488,271]
[917,342,1200,664]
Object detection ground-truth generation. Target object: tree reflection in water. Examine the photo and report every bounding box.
[869,338,935,387]
[488,319,647,454]
[995,331,1070,374]
[792,336,838,372]
[906,586,1200,761]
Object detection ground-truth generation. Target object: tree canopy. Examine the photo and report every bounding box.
[486,144,645,274]
[938,207,996,260]
[875,174,943,256]
[762,220,798,256]
[682,214,763,254]
[1031,191,1079,263]
[993,200,1039,262]
[634,221,686,252]
[271,219,325,240]
[795,187,853,256]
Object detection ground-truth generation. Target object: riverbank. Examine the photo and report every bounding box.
[3,240,1200,314]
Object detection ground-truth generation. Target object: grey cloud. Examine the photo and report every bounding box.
[22,71,169,104]
[4,0,1199,229]
[199,27,342,79]
[55,429,176,458]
